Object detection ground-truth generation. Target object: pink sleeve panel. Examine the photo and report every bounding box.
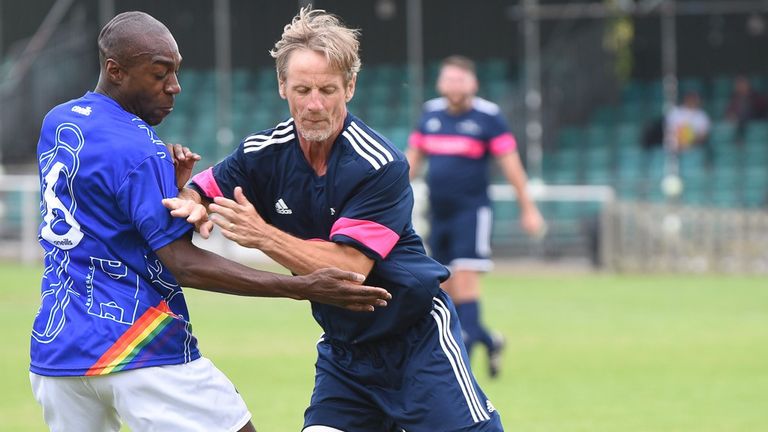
[330,217,400,259]
[190,167,224,199]
[490,133,517,156]
[408,131,425,150]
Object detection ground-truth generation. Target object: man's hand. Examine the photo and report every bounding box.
[163,190,214,238]
[296,268,391,312]
[208,186,270,249]
[166,143,201,189]
[520,206,546,239]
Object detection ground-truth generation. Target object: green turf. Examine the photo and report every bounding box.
[2,263,766,431]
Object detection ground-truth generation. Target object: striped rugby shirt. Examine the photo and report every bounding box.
[31,92,198,377]
[191,114,449,343]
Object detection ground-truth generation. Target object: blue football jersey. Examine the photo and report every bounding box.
[409,97,518,207]
[191,114,449,343]
[31,92,199,377]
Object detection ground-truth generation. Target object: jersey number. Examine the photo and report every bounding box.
[40,123,85,249]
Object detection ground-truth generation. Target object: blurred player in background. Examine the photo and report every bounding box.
[407,55,545,378]
[165,7,503,431]
[30,11,390,432]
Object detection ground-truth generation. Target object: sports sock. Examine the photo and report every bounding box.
[455,301,494,354]
[473,301,495,352]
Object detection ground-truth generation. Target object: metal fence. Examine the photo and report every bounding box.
[602,200,768,273]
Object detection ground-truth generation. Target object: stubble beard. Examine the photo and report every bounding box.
[299,125,333,142]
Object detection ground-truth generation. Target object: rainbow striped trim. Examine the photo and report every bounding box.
[86,301,175,376]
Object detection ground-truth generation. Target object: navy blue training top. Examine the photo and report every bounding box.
[191,114,449,343]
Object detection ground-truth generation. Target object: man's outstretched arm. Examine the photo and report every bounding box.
[155,235,389,312]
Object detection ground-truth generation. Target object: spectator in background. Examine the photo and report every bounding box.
[725,75,767,141]
[666,90,711,151]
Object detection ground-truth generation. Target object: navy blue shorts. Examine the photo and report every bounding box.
[303,290,503,432]
[429,204,494,272]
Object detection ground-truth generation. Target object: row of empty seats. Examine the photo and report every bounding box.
[156,65,768,211]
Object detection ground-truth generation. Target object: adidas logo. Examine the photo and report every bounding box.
[71,105,92,116]
[486,400,496,413]
[275,198,292,215]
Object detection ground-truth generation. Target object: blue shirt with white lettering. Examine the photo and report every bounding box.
[31,91,198,377]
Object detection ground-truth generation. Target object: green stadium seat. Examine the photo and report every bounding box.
[617,101,642,123]
[479,58,508,81]
[709,121,736,146]
[232,68,254,92]
[744,121,768,145]
[366,105,391,130]
[710,76,733,100]
[590,106,617,126]
[583,168,612,185]
[620,80,644,102]
[743,142,768,167]
[545,168,579,185]
[255,67,278,92]
[742,186,767,208]
[749,75,766,92]
[710,188,742,208]
[707,97,729,119]
[557,127,583,150]
[679,77,705,98]
[646,81,664,106]
[481,81,508,100]
[615,123,641,147]
[385,127,411,150]
[678,147,706,172]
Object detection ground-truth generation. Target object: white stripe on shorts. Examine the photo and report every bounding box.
[475,206,492,258]
[430,297,490,423]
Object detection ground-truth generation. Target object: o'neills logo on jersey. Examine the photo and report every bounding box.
[71,105,92,116]
[275,198,292,214]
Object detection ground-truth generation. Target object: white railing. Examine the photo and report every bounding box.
[0,174,40,263]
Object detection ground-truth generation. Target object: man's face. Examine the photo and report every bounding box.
[118,32,182,126]
[279,49,354,143]
[437,64,477,109]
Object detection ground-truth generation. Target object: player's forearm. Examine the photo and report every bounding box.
[157,238,303,299]
[258,225,374,277]
[405,148,423,181]
[498,153,537,212]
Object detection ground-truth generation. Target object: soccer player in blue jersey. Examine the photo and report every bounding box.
[406,56,545,378]
[30,11,391,432]
[165,6,503,432]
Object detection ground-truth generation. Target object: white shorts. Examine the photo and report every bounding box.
[30,357,251,432]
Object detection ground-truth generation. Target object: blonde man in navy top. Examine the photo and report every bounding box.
[407,56,544,378]
[166,7,503,432]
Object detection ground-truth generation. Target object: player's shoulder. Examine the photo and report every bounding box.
[471,97,502,116]
[423,97,448,113]
[44,93,166,159]
[240,118,297,157]
[338,115,406,173]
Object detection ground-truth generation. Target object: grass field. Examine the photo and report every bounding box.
[1,262,766,431]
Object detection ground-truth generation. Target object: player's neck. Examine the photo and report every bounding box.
[446,98,473,115]
[298,137,334,176]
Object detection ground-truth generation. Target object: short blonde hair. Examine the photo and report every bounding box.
[270,6,361,84]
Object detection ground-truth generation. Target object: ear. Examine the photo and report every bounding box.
[278,78,287,100]
[104,59,124,85]
[345,74,357,102]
